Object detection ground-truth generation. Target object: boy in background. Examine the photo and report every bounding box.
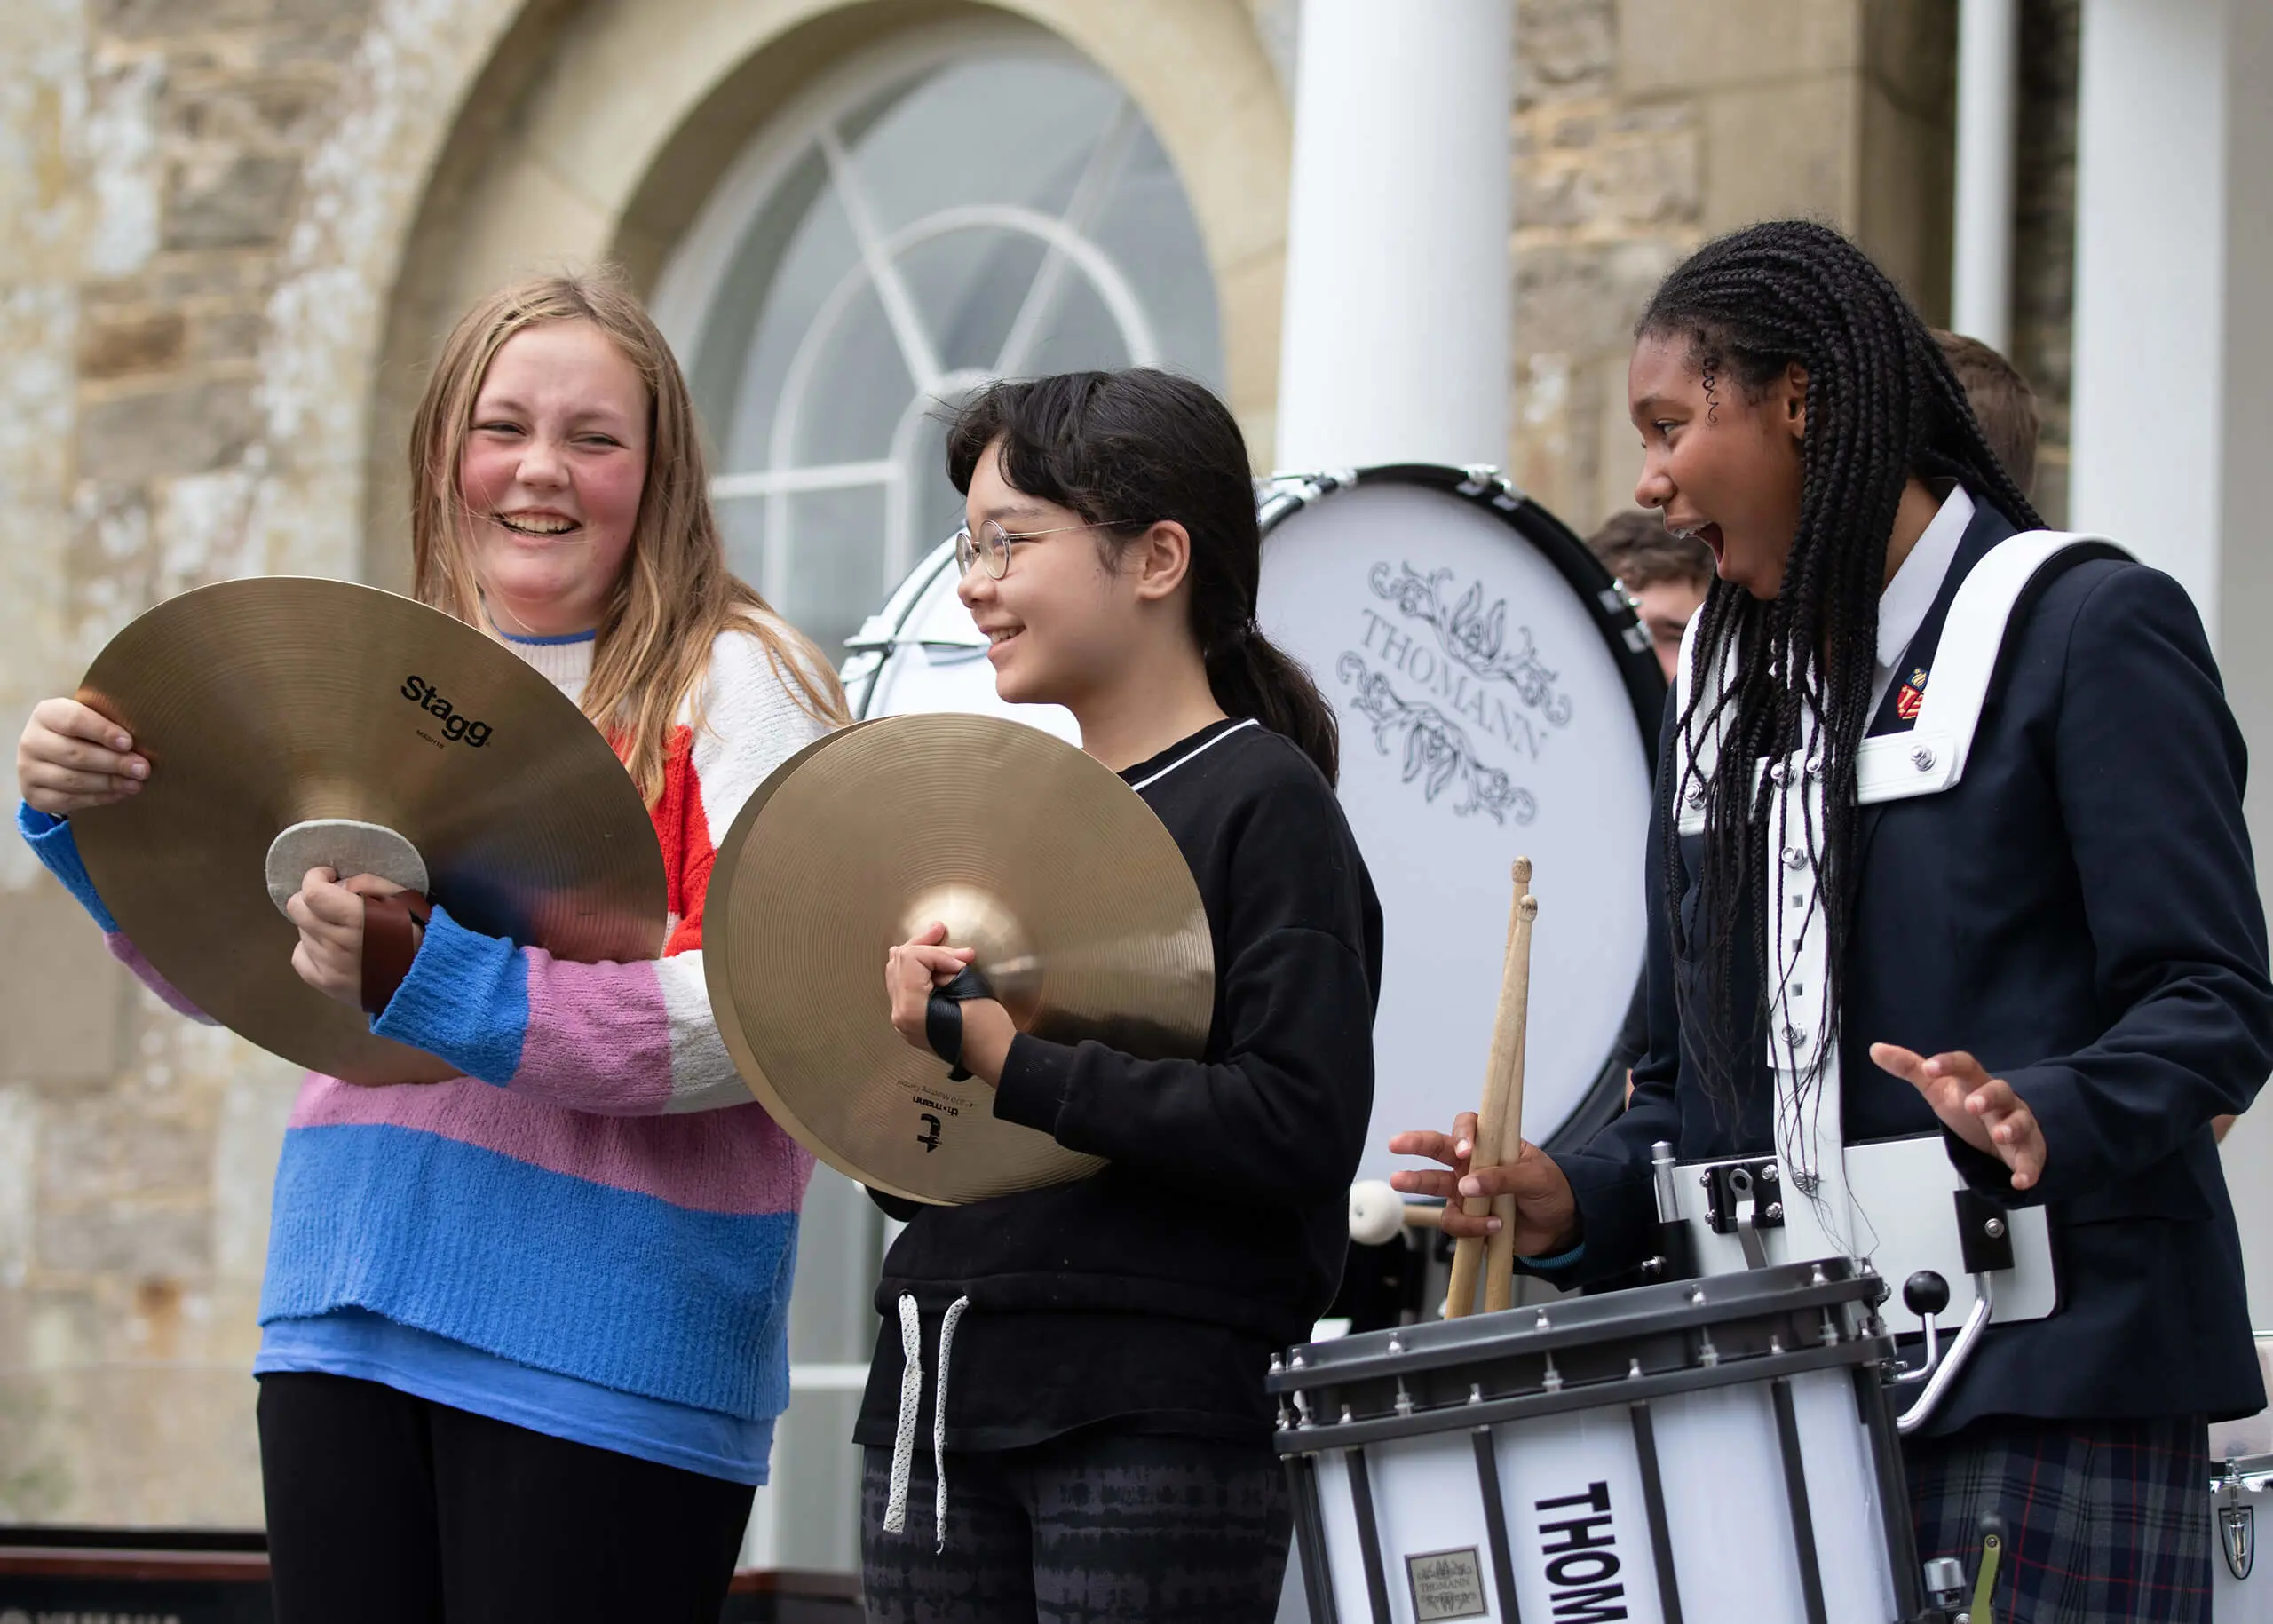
[1934,328,2039,496]
[1587,509,1710,685]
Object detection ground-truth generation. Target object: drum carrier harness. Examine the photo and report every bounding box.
[1653,529,2131,1433]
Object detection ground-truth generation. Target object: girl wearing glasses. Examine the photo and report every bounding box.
[862,368,1383,1622]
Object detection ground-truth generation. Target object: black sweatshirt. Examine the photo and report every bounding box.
[852,717,1383,1452]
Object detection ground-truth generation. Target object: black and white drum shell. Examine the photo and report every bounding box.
[1258,467,1662,1174]
[1271,1257,1915,1624]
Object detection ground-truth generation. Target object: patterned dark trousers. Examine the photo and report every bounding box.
[1906,1414,2213,1623]
[860,1431,1290,1624]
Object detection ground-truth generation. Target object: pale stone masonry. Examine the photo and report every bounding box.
[0,0,1983,1528]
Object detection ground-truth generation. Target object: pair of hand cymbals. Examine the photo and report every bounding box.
[705,714,1215,1205]
[69,577,667,1084]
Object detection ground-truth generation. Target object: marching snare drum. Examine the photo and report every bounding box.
[1271,1257,1928,1624]
[1258,468,1661,1175]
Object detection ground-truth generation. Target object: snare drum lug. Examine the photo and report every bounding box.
[1641,1255,1666,1278]
[1386,1335,1405,1355]
[1698,1330,1719,1367]
[1542,1352,1564,1393]
[1468,1382,1484,1405]
[1770,1334,1786,1356]
[1534,1310,1552,1331]
[1820,1308,1840,1347]
[1393,1379,1414,1417]
[1628,1356,1644,1380]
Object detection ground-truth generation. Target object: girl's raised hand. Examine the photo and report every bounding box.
[288,868,409,1009]
[17,698,148,816]
[1871,1042,2047,1192]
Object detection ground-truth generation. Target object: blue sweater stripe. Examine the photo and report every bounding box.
[18,804,117,931]
[261,1124,798,1421]
[369,904,528,1084]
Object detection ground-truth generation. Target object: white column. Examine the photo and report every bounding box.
[1272,0,1512,472]
[2071,0,2273,1333]
[1951,0,2019,351]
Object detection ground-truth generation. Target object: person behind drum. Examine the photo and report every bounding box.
[1390,220,2272,1622]
[1587,507,1712,685]
[1932,328,2039,499]
[15,272,847,1623]
[861,368,1383,1622]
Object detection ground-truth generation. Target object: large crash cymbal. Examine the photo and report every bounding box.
[70,577,668,1084]
[707,714,1214,1204]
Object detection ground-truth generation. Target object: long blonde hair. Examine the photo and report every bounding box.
[408,270,847,802]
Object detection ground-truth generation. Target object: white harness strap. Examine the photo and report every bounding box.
[1669,531,2127,1255]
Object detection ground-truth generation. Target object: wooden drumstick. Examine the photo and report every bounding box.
[1483,879,1540,1312]
[1445,858,1537,1319]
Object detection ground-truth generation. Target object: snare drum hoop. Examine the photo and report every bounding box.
[1258,464,1667,1153]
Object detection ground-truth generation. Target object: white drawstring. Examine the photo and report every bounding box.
[931,1296,969,1552]
[882,1295,923,1535]
[882,1292,973,1550]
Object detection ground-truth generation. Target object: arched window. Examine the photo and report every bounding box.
[658,24,1225,659]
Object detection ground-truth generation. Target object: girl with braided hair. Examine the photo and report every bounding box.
[1393,220,2273,1621]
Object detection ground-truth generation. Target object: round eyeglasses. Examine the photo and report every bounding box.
[953,519,1147,580]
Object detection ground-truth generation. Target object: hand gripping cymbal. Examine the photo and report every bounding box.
[68,577,668,1083]
[705,714,1215,1204]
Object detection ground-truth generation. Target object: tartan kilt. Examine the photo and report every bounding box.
[1905,1414,2213,1623]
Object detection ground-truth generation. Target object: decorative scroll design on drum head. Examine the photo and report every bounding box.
[1337,653,1537,825]
[1368,562,1574,732]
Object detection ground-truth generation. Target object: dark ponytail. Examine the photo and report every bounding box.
[943,369,1341,784]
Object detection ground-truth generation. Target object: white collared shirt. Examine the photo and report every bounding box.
[1870,485,1976,717]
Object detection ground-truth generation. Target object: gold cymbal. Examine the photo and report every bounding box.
[706,714,1214,1204]
[69,577,668,1084]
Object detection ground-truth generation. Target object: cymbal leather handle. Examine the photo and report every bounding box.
[360,890,433,1017]
[924,963,995,1083]
[1446,859,1533,1319]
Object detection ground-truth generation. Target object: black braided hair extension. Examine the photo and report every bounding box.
[1638,221,2042,1117]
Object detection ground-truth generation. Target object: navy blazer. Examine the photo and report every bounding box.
[1551,495,2273,1432]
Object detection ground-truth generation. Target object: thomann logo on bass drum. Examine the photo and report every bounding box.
[401,676,493,747]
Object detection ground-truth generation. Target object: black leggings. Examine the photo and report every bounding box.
[859,1430,1290,1623]
[257,1372,754,1624]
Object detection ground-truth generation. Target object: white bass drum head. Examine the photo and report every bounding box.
[1258,467,1661,1180]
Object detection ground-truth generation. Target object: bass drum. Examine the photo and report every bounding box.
[1258,466,1661,1177]
[842,468,1662,1174]
[840,538,1080,743]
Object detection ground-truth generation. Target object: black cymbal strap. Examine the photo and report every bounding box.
[924,965,996,1081]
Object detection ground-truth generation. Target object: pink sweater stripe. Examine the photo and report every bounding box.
[288,1073,810,1216]
[106,932,215,1022]
[508,954,677,1113]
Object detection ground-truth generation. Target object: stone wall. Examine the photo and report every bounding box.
[1508,0,1959,535]
[0,0,514,1527]
[2011,0,2078,525]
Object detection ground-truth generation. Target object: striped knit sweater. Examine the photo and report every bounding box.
[22,622,827,1422]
